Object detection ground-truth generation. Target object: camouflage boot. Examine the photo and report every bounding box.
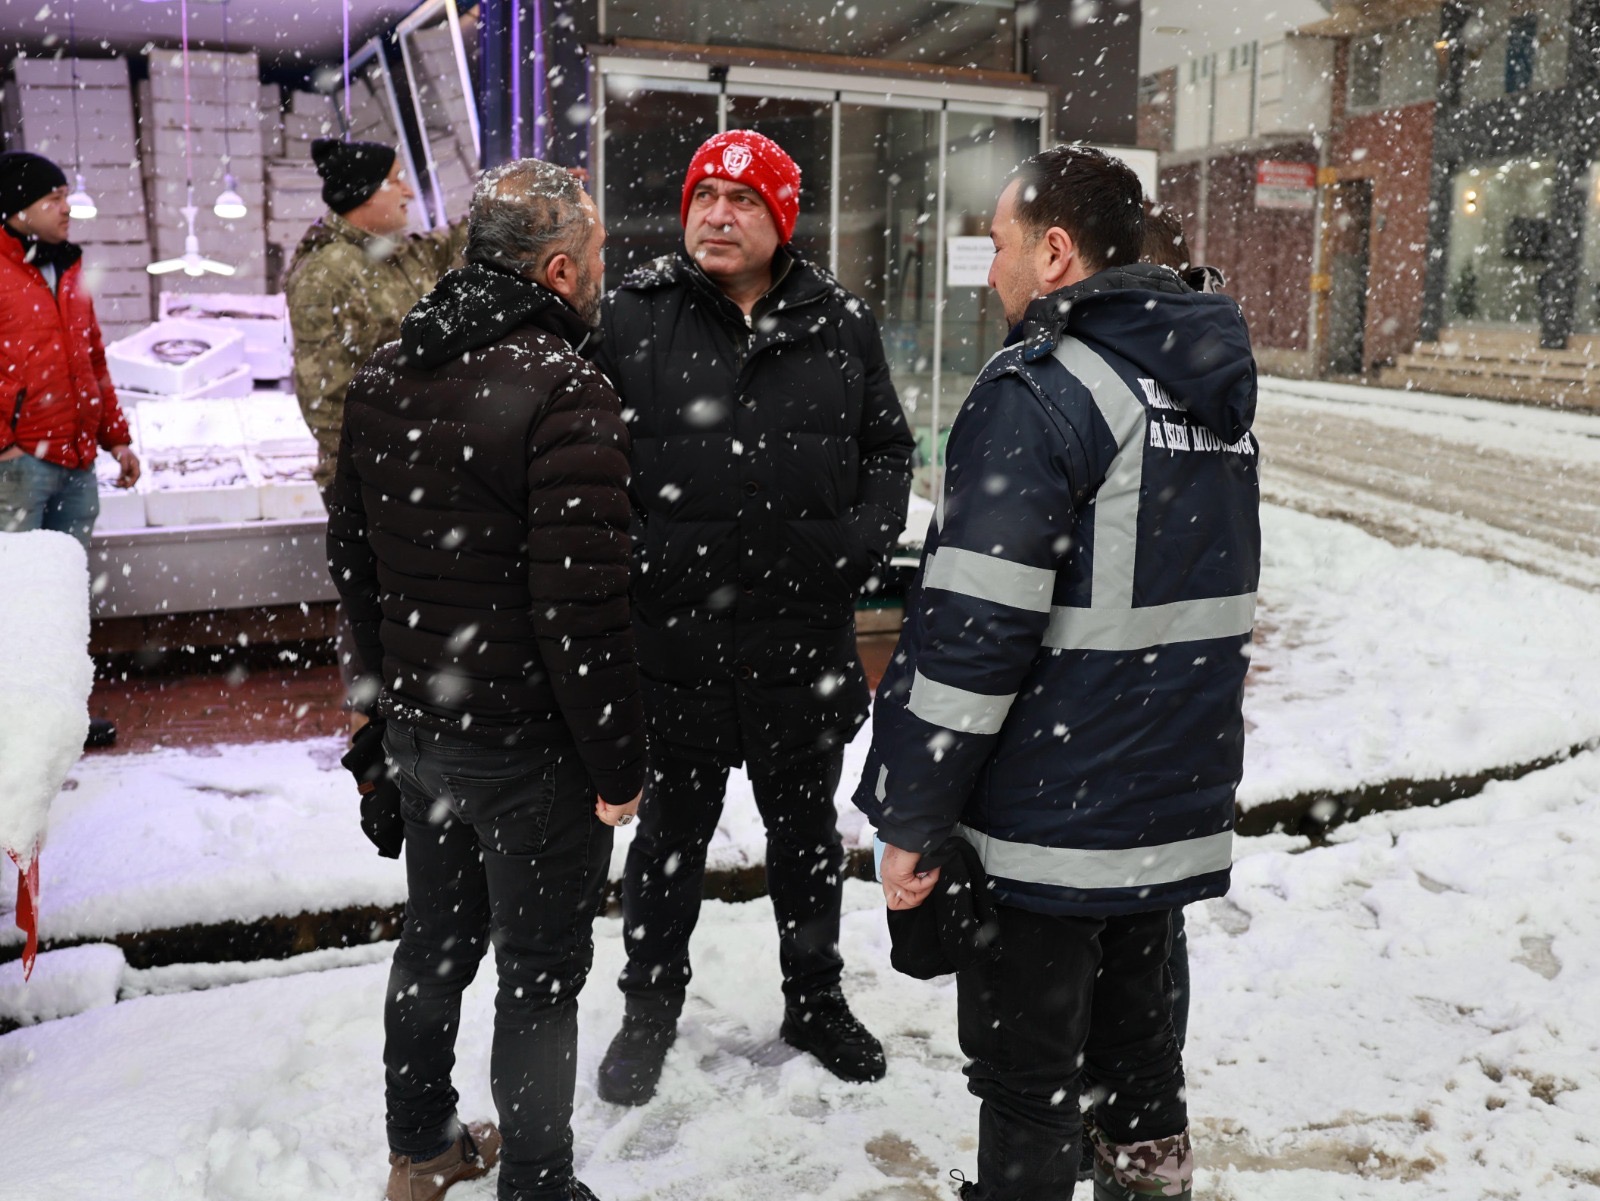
[1090,1128,1194,1200]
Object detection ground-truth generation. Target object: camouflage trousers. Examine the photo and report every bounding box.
[957,905,1191,1200]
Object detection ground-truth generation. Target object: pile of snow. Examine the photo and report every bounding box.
[0,943,124,1028]
[2,748,1597,1198]
[0,532,93,859]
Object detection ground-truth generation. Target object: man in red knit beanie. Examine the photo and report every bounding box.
[593,130,914,1105]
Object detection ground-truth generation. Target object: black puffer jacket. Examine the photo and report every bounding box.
[326,262,645,805]
[595,249,914,768]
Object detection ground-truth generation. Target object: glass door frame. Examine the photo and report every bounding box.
[590,54,1051,486]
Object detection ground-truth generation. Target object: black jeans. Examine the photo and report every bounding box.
[618,745,845,1010]
[383,722,612,1201]
[958,906,1187,1201]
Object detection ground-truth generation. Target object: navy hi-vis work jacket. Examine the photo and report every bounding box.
[853,264,1261,917]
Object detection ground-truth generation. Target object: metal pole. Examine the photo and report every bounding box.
[829,97,841,274]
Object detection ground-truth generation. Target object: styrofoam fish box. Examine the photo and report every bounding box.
[234,393,315,457]
[137,398,246,455]
[105,319,246,396]
[254,457,325,520]
[93,442,147,531]
[95,482,148,531]
[141,451,262,527]
[159,292,292,380]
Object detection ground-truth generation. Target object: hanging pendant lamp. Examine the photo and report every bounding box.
[66,4,97,220]
[212,0,247,220]
[148,0,235,276]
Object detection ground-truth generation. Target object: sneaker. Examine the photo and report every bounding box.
[386,1121,501,1201]
[780,989,886,1083]
[597,1009,677,1106]
[84,717,116,750]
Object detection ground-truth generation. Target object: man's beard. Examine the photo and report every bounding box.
[571,265,602,327]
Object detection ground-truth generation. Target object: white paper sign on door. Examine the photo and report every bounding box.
[946,236,995,288]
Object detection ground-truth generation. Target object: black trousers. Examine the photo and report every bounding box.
[383,723,612,1201]
[958,906,1187,1201]
[617,744,846,1009]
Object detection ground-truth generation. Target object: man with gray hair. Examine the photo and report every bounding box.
[328,159,643,1201]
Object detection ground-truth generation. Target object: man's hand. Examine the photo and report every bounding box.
[596,789,643,827]
[882,843,941,911]
[0,445,24,462]
[110,445,140,488]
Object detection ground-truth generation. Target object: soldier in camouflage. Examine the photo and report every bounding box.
[284,138,466,490]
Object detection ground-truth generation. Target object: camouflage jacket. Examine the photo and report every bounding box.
[283,211,467,487]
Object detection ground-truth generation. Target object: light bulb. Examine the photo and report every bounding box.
[68,173,97,220]
[213,173,247,220]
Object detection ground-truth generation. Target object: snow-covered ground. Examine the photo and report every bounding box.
[3,746,1597,1200]
[6,502,1598,951]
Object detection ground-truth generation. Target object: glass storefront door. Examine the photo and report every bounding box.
[595,59,1050,498]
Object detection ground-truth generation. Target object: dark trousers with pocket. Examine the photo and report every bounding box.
[958,905,1187,1201]
[382,722,612,1201]
[617,744,845,1012]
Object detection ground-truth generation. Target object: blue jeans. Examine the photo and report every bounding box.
[0,453,100,550]
[381,722,613,1201]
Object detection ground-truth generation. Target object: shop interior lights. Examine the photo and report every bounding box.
[212,0,248,220]
[147,0,236,276]
[66,5,97,219]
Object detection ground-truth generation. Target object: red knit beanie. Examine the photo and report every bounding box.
[680,130,802,243]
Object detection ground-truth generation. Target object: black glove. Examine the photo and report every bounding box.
[340,718,404,859]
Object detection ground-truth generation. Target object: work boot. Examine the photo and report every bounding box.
[597,1008,677,1106]
[84,717,116,749]
[780,989,886,1083]
[386,1121,501,1201]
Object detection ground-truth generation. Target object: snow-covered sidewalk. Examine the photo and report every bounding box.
[3,747,1598,1200]
[5,502,1600,951]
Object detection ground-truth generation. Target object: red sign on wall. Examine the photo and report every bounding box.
[1255,161,1317,211]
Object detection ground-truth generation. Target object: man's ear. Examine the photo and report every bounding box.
[542,251,576,301]
[1038,226,1077,289]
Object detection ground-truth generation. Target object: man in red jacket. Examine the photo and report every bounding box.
[2,151,140,747]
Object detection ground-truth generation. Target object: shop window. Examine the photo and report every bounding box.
[603,0,1018,73]
[1349,37,1381,109]
[1443,157,1555,327]
[1504,16,1537,92]
[1460,0,1570,105]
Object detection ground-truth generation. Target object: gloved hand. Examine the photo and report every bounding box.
[340,718,404,859]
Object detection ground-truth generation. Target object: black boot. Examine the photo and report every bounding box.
[597,1008,677,1106]
[84,717,116,749]
[780,989,886,1083]
[568,1178,602,1200]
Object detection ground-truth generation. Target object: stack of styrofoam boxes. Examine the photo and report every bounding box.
[157,292,292,382]
[104,317,250,405]
[141,49,267,295]
[237,394,323,519]
[3,56,154,343]
[258,83,285,160]
[264,156,325,275]
[408,22,478,222]
[279,87,338,161]
[135,397,261,527]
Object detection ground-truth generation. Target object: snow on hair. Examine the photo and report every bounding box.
[466,158,588,276]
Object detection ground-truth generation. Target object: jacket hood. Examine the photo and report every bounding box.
[1017,263,1257,443]
[400,261,592,370]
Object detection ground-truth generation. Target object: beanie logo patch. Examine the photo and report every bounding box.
[721,145,753,179]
